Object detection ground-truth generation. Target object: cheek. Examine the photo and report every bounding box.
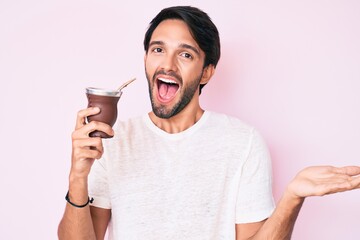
[181,64,203,79]
[145,57,159,74]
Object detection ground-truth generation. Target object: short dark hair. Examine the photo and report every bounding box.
[144,6,221,94]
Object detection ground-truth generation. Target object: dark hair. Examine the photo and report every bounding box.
[143,6,221,94]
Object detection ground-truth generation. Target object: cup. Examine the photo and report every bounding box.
[86,87,122,138]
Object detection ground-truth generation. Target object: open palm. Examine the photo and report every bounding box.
[288,166,360,198]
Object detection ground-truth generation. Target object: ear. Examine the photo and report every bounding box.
[200,64,215,85]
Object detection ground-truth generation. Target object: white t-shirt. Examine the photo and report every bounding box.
[88,111,275,239]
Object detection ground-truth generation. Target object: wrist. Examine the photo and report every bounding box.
[282,187,305,208]
[67,173,89,205]
[65,190,93,208]
[69,171,88,185]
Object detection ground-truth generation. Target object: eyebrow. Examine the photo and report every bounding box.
[179,43,200,56]
[149,41,201,56]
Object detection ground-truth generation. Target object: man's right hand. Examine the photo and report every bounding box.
[70,107,114,180]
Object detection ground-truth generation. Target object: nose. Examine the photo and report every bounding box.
[160,53,178,72]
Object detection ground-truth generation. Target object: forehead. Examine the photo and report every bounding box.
[151,19,201,51]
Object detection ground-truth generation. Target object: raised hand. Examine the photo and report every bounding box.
[287,165,360,199]
[70,107,114,179]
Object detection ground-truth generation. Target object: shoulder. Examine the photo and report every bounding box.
[206,111,255,133]
[205,111,268,146]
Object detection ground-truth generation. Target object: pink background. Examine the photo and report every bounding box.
[1,1,359,239]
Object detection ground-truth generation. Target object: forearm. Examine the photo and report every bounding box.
[59,107,113,239]
[250,190,304,240]
[58,177,96,240]
[248,165,360,240]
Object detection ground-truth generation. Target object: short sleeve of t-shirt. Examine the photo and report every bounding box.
[88,156,111,209]
[235,129,275,223]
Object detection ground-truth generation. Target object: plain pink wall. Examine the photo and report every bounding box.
[1,1,359,239]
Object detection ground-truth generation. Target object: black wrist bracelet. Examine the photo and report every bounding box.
[65,191,94,208]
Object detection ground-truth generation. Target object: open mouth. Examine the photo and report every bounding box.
[157,77,180,102]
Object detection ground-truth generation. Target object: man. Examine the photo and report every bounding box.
[58,6,360,240]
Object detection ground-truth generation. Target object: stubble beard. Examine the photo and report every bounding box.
[145,69,203,119]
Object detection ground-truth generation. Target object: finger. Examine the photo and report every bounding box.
[316,175,352,184]
[350,175,360,189]
[314,182,351,196]
[73,137,104,152]
[75,148,103,160]
[332,166,360,176]
[329,173,355,181]
[332,180,358,193]
[72,141,104,160]
[72,121,114,139]
[75,107,101,130]
[321,176,360,195]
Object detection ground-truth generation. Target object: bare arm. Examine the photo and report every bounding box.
[58,180,111,239]
[58,107,114,239]
[236,166,360,240]
[236,220,266,240]
[235,195,302,240]
[238,191,304,240]
[91,206,112,239]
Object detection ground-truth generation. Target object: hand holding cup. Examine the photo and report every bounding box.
[85,78,136,138]
[86,87,121,138]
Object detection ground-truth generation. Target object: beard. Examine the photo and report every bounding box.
[146,68,203,119]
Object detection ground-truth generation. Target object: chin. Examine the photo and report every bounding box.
[152,105,177,119]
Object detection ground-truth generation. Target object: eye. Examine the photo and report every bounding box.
[180,52,193,59]
[152,47,163,53]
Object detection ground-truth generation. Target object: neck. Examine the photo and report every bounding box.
[149,106,204,134]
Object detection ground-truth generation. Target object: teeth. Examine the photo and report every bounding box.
[158,78,177,84]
